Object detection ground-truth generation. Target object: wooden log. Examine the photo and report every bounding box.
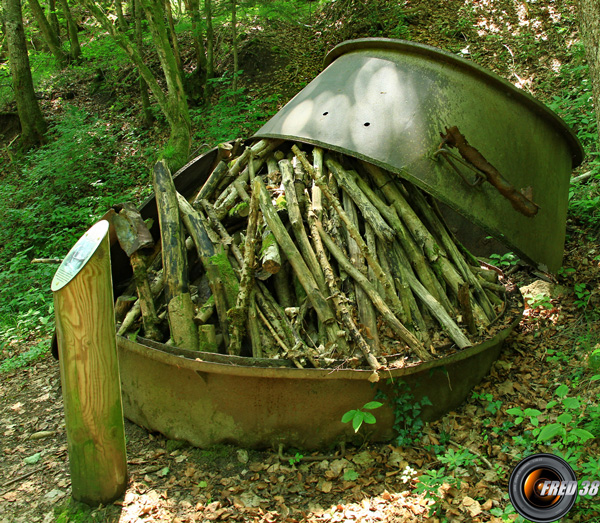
[458,283,477,335]
[293,146,407,322]
[256,281,320,367]
[198,324,218,353]
[360,162,446,263]
[168,292,198,348]
[471,265,499,284]
[153,161,198,350]
[112,204,163,341]
[315,219,432,361]
[326,157,395,243]
[228,187,260,356]
[405,184,496,322]
[117,272,164,336]
[129,252,162,341]
[248,293,263,358]
[280,159,326,291]
[253,176,342,350]
[177,193,239,345]
[51,221,127,505]
[115,295,136,323]
[192,159,228,206]
[308,211,381,371]
[342,194,381,354]
[195,295,215,324]
[261,228,281,274]
[351,164,457,311]
[312,147,324,220]
[389,243,472,349]
[214,140,282,209]
[375,238,428,338]
[273,262,293,307]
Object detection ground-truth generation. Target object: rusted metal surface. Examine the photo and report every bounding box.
[117,312,519,450]
[254,38,584,272]
[111,203,154,256]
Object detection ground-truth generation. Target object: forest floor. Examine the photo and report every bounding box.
[2,0,600,522]
[1,228,599,523]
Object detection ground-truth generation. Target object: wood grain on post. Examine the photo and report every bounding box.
[51,220,127,506]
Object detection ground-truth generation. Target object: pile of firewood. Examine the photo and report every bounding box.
[112,138,510,371]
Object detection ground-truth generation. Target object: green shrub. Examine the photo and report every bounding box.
[0,105,155,343]
[191,74,280,146]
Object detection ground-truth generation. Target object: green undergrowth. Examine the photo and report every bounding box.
[0,105,156,351]
[191,74,280,146]
[547,42,600,227]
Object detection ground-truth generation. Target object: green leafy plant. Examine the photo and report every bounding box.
[190,74,280,146]
[414,467,460,517]
[507,384,595,449]
[0,341,49,374]
[573,283,592,310]
[0,105,154,351]
[527,293,553,309]
[378,380,432,446]
[343,468,359,481]
[437,447,479,469]
[472,391,503,414]
[557,266,576,278]
[489,252,519,268]
[342,401,383,433]
[546,348,570,363]
[288,452,303,466]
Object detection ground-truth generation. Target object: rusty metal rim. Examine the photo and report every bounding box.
[323,38,584,168]
[116,313,520,382]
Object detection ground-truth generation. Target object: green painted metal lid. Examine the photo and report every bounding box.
[255,38,584,271]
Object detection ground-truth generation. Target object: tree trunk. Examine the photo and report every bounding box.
[48,0,60,38]
[28,0,68,66]
[58,0,81,60]
[115,0,128,31]
[184,0,207,99]
[231,0,238,96]
[164,0,183,78]
[3,0,47,148]
[204,0,214,98]
[577,0,600,145]
[141,0,191,169]
[134,0,154,126]
[83,0,191,170]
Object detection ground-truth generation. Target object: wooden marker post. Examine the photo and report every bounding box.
[51,220,127,506]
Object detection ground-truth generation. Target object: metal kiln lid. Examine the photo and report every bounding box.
[254,38,584,271]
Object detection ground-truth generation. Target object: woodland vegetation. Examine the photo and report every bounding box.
[1,0,600,522]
